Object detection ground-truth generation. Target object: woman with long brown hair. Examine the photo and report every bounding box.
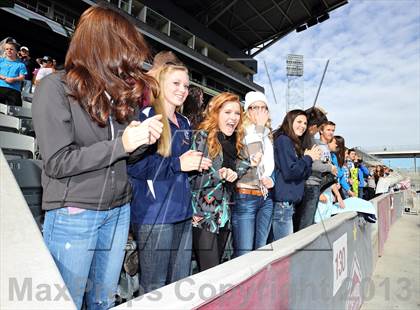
[32,5,163,309]
[190,92,258,271]
[271,109,321,240]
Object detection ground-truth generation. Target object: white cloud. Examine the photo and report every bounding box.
[255,0,420,150]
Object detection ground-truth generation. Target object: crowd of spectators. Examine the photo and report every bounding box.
[0,36,56,105]
[1,6,397,308]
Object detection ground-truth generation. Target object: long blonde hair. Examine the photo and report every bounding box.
[153,64,189,157]
[198,92,244,159]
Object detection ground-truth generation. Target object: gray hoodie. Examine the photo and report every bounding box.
[305,138,333,186]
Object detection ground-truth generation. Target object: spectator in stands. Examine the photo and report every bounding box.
[140,50,183,108]
[18,46,38,94]
[32,6,163,309]
[271,110,321,240]
[0,41,27,106]
[295,107,334,231]
[374,165,384,185]
[333,135,354,198]
[182,86,205,129]
[232,91,274,257]
[319,122,344,206]
[34,56,54,86]
[0,37,18,57]
[347,149,359,196]
[190,92,256,271]
[128,63,211,293]
[366,168,376,200]
[355,155,369,199]
[315,127,345,223]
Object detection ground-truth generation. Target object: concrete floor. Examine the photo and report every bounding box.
[361,213,420,310]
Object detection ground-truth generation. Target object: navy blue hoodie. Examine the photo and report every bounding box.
[273,134,313,204]
[128,107,192,224]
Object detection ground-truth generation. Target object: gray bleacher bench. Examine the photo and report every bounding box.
[0,131,35,159]
[0,114,20,133]
[0,103,7,114]
[8,159,44,230]
[8,105,32,119]
[22,100,32,110]
[0,104,35,136]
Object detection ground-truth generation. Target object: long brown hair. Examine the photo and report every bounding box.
[274,109,307,157]
[334,135,346,167]
[198,92,244,159]
[64,5,158,126]
[152,64,189,157]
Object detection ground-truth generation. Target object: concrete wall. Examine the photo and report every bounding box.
[115,194,406,309]
[0,150,76,309]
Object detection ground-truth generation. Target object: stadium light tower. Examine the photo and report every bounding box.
[286,54,304,112]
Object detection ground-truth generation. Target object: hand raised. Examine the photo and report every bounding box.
[122,115,163,153]
[253,109,269,126]
[224,168,238,182]
[180,150,212,172]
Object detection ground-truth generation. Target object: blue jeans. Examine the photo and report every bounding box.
[43,204,130,310]
[133,219,192,294]
[232,192,273,257]
[272,202,294,241]
[297,184,321,230]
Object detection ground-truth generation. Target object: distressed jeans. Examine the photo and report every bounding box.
[232,192,273,257]
[43,204,130,310]
[272,202,294,241]
[132,218,192,294]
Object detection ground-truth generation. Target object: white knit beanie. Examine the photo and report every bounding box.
[244,91,269,111]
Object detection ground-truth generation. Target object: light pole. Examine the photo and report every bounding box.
[286,54,304,112]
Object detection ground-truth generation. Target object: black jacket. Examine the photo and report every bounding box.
[32,72,146,211]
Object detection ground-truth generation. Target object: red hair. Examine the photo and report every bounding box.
[198,92,244,159]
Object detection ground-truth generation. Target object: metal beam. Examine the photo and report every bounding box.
[243,0,278,32]
[231,0,291,31]
[215,18,250,47]
[270,0,294,26]
[227,10,265,42]
[206,0,239,27]
[298,0,313,18]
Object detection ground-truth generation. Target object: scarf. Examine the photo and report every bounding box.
[218,132,237,194]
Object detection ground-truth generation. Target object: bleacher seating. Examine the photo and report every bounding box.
[0,114,20,133]
[8,159,44,230]
[0,131,35,159]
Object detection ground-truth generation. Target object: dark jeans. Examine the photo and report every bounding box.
[192,226,230,272]
[133,219,192,294]
[232,192,273,257]
[296,184,321,231]
[365,187,375,201]
[0,86,22,106]
[272,201,294,241]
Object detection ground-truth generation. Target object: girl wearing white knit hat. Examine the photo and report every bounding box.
[232,91,275,257]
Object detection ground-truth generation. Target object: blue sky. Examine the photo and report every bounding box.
[254,0,420,157]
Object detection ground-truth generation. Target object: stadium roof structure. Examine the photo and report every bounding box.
[155,0,348,56]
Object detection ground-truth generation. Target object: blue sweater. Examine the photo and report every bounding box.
[358,164,370,188]
[273,135,313,204]
[128,107,192,224]
[331,153,351,192]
